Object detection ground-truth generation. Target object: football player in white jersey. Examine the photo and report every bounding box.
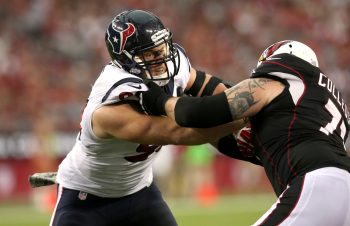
[49,10,244,226]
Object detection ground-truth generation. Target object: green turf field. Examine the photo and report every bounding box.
[0,193,275,226]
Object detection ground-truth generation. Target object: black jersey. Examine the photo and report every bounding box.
[250,53,350,195]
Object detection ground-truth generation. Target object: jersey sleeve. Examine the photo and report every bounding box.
[92,65,148,105]
[101,78,148,105]
[173,44,192,92]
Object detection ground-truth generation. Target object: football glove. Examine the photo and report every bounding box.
[235,124,255,158]
[138,81,171,116]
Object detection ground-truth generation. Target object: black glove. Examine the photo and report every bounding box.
[139,81,171,116]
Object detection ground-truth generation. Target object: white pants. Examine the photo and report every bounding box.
[253,167,350,226]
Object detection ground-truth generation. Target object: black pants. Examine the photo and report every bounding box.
[50,182,178,226]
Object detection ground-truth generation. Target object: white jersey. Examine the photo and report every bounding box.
[57,48,191,197]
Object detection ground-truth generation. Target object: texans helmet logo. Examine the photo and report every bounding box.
[108,22,136,54]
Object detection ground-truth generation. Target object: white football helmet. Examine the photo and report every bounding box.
[257,40,319,67]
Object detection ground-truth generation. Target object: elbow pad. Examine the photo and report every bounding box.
[174,92,232,128]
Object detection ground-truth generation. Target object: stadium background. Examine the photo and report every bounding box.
[0,0,349,225]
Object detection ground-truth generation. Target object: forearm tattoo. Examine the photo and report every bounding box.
[225,78,271,119]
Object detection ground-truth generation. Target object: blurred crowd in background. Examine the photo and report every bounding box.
[1,0,350,133]
[1,0,350,203]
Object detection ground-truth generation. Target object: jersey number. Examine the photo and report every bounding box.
[124,145,162,163]
[319,99,346,140]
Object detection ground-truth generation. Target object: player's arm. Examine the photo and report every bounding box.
[212,125,262,166]
[184,68,228,97]
[171,78,282,127]
[92,101,245,145]
[184,69,260,160]
[140,78,284,128]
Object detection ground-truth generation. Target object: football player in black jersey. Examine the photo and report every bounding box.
[140,40,350,225]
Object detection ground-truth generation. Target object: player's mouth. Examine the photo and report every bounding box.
[150,65,166,74]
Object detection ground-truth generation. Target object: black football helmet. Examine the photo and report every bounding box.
[105,10,180,86]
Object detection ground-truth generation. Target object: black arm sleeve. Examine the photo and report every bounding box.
[217,134,262,166]
[174,92,233,128]
[200,76,222,97]
[184,70,205,96]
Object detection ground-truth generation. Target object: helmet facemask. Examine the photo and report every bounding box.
[133,29,180,86]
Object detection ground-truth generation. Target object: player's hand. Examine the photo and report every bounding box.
[235,124,254,157]
[138,81,171,116]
